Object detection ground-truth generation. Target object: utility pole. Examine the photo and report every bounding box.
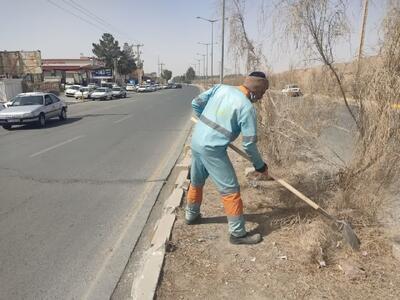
[113,58,118,83]
[133,43,144,84]
[356,0,369,82]
[220,0,226,84]
[357,0,369,62]
[158,62,165,82]
[157,56,160,79]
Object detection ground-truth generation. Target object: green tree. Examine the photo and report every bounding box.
[161,69,172,82]
[92,33,121,69]
[185,67,196,82]
[118,43,137,79]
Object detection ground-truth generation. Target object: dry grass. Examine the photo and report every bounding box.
[298,219,339,265]
[340,2,400,218]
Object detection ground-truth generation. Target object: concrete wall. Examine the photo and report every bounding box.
[0,79,23,102]
[0,51,42,78]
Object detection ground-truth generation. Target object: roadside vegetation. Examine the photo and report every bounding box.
[158,1,400,298]
[229,0,400,234]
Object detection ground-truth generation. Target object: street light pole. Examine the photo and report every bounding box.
[195,59,201,80]
[197,53,206,85]
[211,21,214,84]
[198,42,210,81]
[196,16,218,84]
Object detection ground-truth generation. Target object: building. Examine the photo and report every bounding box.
[0,50,42,82]
[42,56,106,85]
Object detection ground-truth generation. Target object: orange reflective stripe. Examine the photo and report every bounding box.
[187,185,203,204]
[221,192,243,216]
[238,85,250,98]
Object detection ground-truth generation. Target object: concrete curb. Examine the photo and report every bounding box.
[131,157,190,300]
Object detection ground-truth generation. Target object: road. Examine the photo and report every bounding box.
[0,86,198,299]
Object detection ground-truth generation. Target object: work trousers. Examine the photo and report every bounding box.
[185,148,246,237]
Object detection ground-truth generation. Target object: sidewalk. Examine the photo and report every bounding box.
[156,146,400,299]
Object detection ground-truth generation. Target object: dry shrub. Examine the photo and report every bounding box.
[298,219,339,265]
[341,2,400,218]
[257,91,341,170]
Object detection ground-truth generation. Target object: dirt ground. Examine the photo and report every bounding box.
[156,93,400,299]
[156,154,400,300]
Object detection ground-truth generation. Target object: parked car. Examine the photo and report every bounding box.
[91,88,113,100]
[175,83,182,89]
[281,84,301,97]
[101,82,114,89]
[137,85,147,93]
[111,87,127,98]
[65,85,81,97]
[0,92,67,130]
[125,84,136,91]
[87,83,98,90]
[74,87,94,99]
[146,85,156,92]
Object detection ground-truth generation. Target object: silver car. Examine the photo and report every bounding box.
[91,88,113,100]
[0,92,68,130]
[111,87,127,98]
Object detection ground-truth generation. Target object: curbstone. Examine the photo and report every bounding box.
[131,166,189,300]
[151,214,176,247]
[175,170,188,189]
[131,245,165,300]
[176,148,191,169]
[163,188,184,213]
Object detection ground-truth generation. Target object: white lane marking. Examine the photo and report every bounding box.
[29,135,85,158]
[113,115,132,124]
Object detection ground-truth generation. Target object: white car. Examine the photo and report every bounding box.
[87,83,98,90]
[137,85,147,92]
[91,88,113,100]
[0,92,67,130]
[146,85,156,92]
[281,84,301,97]
[65,85,81,97]
[74,87,94,99]
[125,84,136,91]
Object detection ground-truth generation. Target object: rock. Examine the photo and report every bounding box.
[318,260,327,268]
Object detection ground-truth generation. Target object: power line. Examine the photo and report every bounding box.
[46,0,111,33]
[67,0,115,29]
[62,0,131,41]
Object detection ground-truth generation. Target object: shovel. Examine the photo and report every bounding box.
[190,117,360,250]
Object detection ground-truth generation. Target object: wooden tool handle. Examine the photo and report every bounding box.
[191,116,321,211]
[227,143,320,210]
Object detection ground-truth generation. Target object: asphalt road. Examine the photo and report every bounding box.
[0,86,198,299]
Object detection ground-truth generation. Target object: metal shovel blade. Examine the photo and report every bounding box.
[337,220,361,250]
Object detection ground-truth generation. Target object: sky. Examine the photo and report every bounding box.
[0,0,387,77]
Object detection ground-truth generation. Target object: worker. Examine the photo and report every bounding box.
[186,71,269,245]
